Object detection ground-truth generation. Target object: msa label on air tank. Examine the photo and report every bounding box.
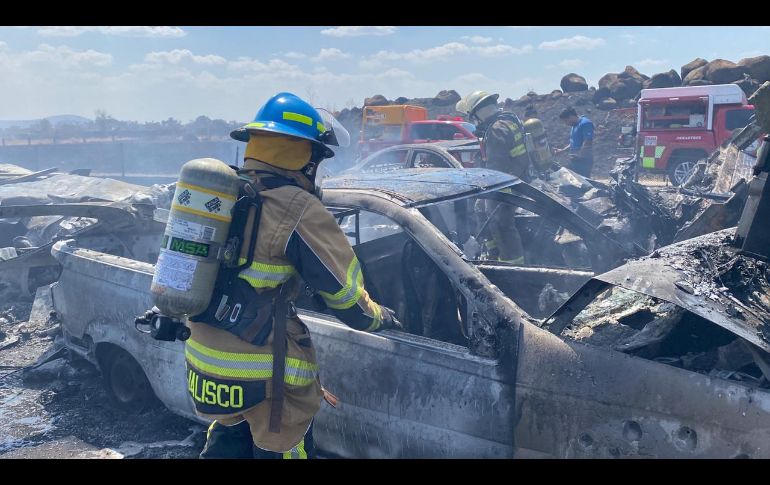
[171,182,235,222]
[162,235,210,258]
[153,250,197,291]
[168,217,216,242]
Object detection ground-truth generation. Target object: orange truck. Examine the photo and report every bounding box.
[358,105,477,158]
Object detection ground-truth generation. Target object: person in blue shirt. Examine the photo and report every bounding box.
[554,107,594,178]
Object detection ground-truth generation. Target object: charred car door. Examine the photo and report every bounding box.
[292,205,515,458]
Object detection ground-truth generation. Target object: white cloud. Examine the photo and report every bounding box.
[320,26,396,37]
[633,58,669,68]
[364,41,532,65]
[450,72,547,101]
[556,58,586,69]
[227,57,296,72]
[538,35,606,51]
[461,35,493,44]
[0,43,113,69]
[620,33,636,45]
[145,49,226,66]
[475,44,533,57]
[32,26,186,38]
[310,48,351,63]
[285,51,307,59]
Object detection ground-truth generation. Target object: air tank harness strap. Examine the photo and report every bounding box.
[235,169,301,435]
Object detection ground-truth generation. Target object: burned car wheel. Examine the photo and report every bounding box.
[100,346,157,412]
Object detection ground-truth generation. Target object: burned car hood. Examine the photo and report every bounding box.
[322,168,518,207]
[593,229,770,353]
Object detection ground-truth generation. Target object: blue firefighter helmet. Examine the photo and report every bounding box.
[230,92,335,159]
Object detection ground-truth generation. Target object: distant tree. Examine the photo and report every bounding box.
[162,117,183,137]
[55,122,80,140]
[34,118,53,138]
[188,115,212,139]
[209,118,231,138]
[95,109,116,134]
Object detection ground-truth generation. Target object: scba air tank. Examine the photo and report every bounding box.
[151,158,240,318]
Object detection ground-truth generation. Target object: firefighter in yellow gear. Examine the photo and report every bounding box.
[457,91,530,264]
[188,93,401,459]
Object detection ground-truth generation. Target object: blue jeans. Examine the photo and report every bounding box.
[568,156,594,178]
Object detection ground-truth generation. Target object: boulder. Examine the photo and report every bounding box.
[551,89,563,98]
[620,65,648,82]
[683,65,708,85]
[644,69,682,89]
[526,90,538,97]
[393,96,409,104]
[593,86,612,104]
[605,65,646,100]
[560,73,588,92]
[364,94,389,106]
[703,59,749,84]
[608,77,643,100]
[733,74,761,97]
[738,55,770,83]
[433,90,461,105]
[681,58,708,81]
[598,73,618,89]
[688,79,714,87]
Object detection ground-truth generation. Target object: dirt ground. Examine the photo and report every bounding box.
[0,302,206,459]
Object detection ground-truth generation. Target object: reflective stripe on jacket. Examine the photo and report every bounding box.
[481,112,532,179]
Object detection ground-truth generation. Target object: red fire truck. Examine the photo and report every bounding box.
[637,84,755,185]
[358,105,477,159]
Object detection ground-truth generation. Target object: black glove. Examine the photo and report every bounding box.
[374,306,403,332]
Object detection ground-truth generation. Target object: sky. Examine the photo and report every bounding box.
[0,26,768,123]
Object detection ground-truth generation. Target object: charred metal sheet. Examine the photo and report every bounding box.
[0,167,58,186]
[544,278,612,335]
[474,264,593,279]
[0,202,140,227]
[595,229,770,354]
[0,173,155,205]
[674,182,748,243]
[322,168,518,208]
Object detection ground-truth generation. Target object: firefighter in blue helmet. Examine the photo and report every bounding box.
[188,92,402,459]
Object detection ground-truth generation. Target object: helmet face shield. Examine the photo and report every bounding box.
[316,108,350,148]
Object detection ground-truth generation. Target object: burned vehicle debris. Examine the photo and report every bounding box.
[26,163,770,458]
[0,164,172,303]
[547,229,770,385]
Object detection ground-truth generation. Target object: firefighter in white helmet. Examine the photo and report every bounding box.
[457,90,529,264]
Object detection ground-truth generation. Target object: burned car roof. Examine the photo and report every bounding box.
[321,168,518,207]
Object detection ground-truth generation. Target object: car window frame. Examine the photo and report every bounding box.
[409,149,453,169]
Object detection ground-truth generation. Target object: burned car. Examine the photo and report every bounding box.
[39,166,770,458]
[334,141,675,257]
[0,163,172,304]
[338,140,483,174]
